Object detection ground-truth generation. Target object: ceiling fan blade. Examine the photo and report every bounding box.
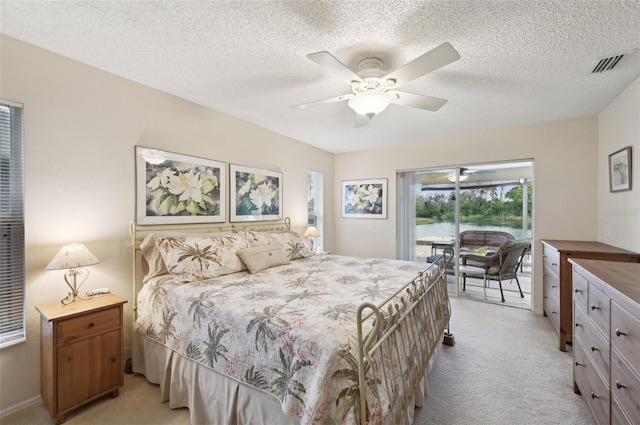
[354,114,371,128]
[389,90,448,111]
[382,42,460,86]
[291,93,353,110]
[307,51,364,86]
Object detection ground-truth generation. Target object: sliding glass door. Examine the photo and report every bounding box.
[397,161,533,308]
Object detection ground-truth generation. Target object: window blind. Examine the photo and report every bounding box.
[0,99,25,348]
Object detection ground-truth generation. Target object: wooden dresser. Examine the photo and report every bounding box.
[570,259,640,425]
[36,293,127,424]
[540,240,640,351]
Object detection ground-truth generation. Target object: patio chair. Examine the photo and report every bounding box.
[461,239,531,302]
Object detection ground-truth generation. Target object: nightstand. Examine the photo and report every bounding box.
[36,293,127,424]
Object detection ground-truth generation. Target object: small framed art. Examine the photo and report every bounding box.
[135,147,226,224]
[230,164,283,222]
[341,178,387,219]
[609,146,632,193]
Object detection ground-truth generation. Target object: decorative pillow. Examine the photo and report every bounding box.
[157,233,250,281]
[269,231,314,260]
[237,245,290,274]
[140,233,170,283]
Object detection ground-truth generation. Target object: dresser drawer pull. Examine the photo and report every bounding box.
[551,285,557,289]
[575,322,582,328]
[590,392,599,399]
[111,356,117,363]
[88,322,95,328]
[575,361,585,367]
[615,329,627,337]
[574,289,582,293]
[590,345,599,352]
[590,304,599,311]
[615,381,627,390]
[551,262,557,266]
[552,311,557,315]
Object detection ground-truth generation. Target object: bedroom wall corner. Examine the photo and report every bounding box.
[597,74,640,253]
[0,35,334,414]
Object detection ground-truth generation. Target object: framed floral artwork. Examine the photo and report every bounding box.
[341,178,387,219]
[609,146,632,192]
[230,164,283,222]
[136,147,226,224]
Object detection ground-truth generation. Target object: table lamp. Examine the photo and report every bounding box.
[303,226,320,252]
[46,243,100,304]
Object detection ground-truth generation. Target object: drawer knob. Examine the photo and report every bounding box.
[88,322,95,328]
[615,329,627,337]
[590,345,599,352]
[575,361,584,367]
[551,285,557,289]
[574,289,582,293]
[111,356,117,363]
[552,311,557,315]
[615,381,627,390]
[590,392,599,399]
[575,322,582,328]
[551,262,557,266]
[590,304,599,311]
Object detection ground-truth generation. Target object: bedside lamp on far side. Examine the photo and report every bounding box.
[303,226,320,253]
[46,243,100,305]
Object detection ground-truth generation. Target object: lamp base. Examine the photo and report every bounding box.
[60,268,90,305]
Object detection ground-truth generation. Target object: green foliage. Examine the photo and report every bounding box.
[416,185,532,223]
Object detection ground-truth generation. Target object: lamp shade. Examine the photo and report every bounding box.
[303,226,320,238]
[46,243,100,270]
[348,91,394,117]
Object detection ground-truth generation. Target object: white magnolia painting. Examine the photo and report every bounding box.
[341,179,387,219]
[230,164,283,222]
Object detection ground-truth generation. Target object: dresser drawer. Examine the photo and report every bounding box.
[611,349,640,424]
[574,305,610,380]
[544,288,560,332]
[543,246,560,275]
[574,340,610,425]
[588,283,611,340]
[572,271,588,313]
[611,301,640,378]
[58,307,120,343]
[612,396,633,425]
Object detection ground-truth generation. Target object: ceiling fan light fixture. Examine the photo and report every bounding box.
[348,91,394,118]
[447,173,469,183]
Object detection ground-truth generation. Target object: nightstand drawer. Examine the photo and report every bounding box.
[58,307,120,342]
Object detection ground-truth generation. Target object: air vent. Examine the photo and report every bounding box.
[591,50,635,73]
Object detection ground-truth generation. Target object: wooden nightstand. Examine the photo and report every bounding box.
[36,293,127,424]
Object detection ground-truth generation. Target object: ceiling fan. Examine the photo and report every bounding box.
[445,168,496,182]
[291,42,460,126]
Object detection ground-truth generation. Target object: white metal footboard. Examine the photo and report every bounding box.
[356,262,451,424]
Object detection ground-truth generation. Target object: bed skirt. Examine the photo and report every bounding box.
[132,328,438,425]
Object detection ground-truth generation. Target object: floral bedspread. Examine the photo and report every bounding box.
[136,254,431,424]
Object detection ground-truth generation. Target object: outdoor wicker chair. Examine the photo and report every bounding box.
[461,239,531,302]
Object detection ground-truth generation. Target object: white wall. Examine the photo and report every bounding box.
[597,75,640,252]
[0,36,334,413]
[334,116,600,315]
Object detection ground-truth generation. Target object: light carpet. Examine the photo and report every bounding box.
[2,297,594,425]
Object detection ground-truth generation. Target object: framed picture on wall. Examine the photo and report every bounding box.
[135,146,226,224]
[230,164,283,222]
[609,146,632,192]
[341,178,387,219]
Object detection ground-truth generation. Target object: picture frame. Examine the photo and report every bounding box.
[135,146,226,224]
[341,178,387,219]
[608,146,632,193]
[230,164,283,222]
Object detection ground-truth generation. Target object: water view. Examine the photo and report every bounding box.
[417,221,531,240]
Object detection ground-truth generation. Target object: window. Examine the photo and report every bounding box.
[307,170,324,252]
[0,99,25,348]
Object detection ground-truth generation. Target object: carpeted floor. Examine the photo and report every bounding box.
[2,297,594,425]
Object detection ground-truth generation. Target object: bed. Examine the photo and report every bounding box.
[130,218,451,424]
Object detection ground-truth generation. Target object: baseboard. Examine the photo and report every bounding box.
[0,395,43,419]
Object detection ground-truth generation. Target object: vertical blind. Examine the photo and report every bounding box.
[0,99,25,348]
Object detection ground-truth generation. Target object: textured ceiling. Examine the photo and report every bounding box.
[1,1,639,153]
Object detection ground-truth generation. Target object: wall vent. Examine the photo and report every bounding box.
[591,50,635,73]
